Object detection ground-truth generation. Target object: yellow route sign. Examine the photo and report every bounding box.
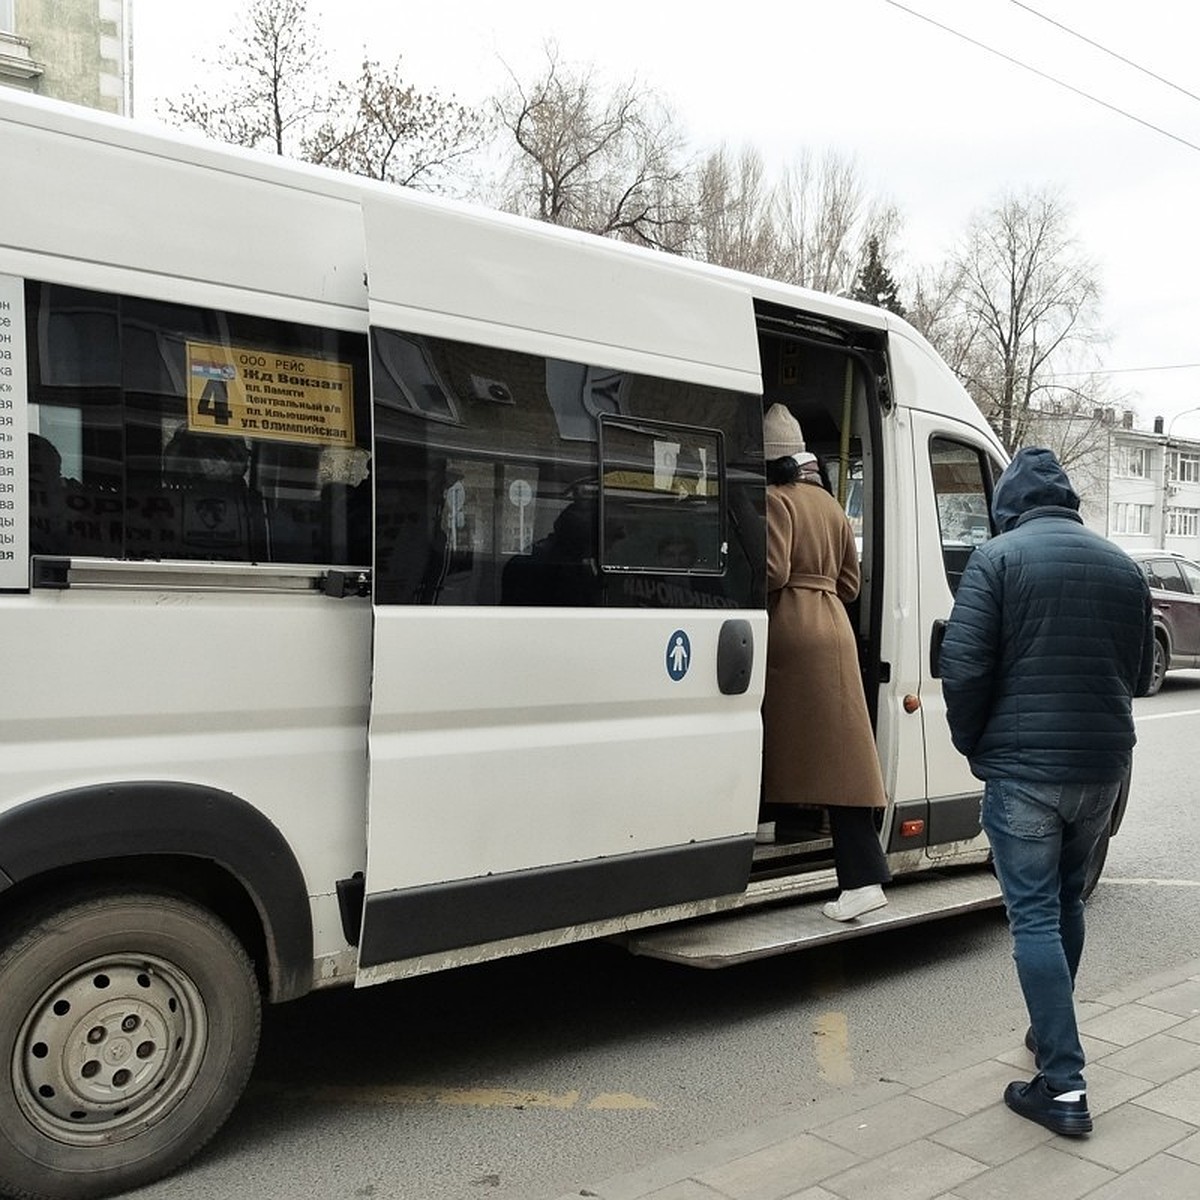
[185,341,355,447]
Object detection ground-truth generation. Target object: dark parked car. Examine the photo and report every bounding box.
[1128,550,1200,694]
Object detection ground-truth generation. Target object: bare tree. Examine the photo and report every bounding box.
[948,189,1106,454]
[908,264,966,354]
[160,0,328,155]
[768,151,901,295]
[491,49,904,285]
[304,58,485,190]
[493,45,693,250]
[1014,393,1129,503]
[689,145,779,274]
[159,0,484,193]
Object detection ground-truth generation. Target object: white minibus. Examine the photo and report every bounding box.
[0,91,1127,1199]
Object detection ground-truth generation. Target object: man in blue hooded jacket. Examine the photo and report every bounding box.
[940,447,1153,1137]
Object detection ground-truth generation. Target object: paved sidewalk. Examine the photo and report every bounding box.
[558,957,1200,1200]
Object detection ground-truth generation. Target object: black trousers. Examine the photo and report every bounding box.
[829,805,892,890]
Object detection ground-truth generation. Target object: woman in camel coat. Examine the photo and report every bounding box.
[760,404,890,921]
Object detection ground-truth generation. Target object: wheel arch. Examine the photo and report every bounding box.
[0,783,313,1003]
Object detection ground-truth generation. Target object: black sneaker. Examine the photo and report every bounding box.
[1004,1075,1092,1136]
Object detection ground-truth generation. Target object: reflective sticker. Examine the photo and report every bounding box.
[666,629,691,681]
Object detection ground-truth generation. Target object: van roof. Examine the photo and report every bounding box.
[1,89,957,403]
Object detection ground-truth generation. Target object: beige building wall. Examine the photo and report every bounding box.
[0,0,130,114]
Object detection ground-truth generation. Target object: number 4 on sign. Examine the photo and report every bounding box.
[197,379,232,426]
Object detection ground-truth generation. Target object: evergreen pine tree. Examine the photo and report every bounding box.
[853,236,906,316]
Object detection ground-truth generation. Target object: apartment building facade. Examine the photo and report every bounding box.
[1079,411,1200,559]
[0,0,131,114]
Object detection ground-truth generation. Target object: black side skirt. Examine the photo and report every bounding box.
[358,837,754,968]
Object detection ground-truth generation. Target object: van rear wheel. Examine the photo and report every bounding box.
[0,889,261,1200]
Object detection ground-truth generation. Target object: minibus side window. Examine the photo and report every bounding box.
[597,416,725,575]
[25,281,371,567]
[371,328,763,609]
[929,436,995,594]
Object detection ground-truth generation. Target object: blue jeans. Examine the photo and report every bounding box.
[982,777,1120,1094]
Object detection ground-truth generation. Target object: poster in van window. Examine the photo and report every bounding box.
[185,341,354,447]
[0,274,30,590]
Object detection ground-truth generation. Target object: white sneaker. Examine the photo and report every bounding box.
[821,884,887,922]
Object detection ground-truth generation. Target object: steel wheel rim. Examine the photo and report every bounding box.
[13,953,208,1146]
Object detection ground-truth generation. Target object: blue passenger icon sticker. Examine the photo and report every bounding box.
[666,630,691,681]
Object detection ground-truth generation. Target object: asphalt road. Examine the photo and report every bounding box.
[139,671,1200,1200]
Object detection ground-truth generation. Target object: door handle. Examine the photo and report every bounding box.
[717,619,753,695]
[930,619,948,678]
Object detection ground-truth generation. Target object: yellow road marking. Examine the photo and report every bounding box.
[813,1011,855,1086]
[438,1088,579,1110]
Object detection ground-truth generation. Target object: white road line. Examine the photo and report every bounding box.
[1102,878,1200,888]
[1138,708,1200,722]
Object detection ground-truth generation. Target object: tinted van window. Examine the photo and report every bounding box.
[370,328,763,609]
[25,281,371,566]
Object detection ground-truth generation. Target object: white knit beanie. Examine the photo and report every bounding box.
[763,404,806,458]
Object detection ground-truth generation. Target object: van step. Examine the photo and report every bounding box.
[752,835,833,863]
[621,870,1003,967]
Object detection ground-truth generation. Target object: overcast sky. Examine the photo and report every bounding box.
[131,0,1200,433]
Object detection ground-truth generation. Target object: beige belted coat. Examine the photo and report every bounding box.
[761,479,887,809]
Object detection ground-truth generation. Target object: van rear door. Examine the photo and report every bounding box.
[910,407,1005,855]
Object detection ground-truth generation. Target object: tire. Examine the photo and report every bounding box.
[1147,636,1167,696]
[0,889,261,1200]
[1081,824,1111,903]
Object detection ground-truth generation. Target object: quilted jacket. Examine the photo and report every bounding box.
[940,447,1154,783]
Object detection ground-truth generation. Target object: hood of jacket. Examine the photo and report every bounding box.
[991,447,1081,532]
